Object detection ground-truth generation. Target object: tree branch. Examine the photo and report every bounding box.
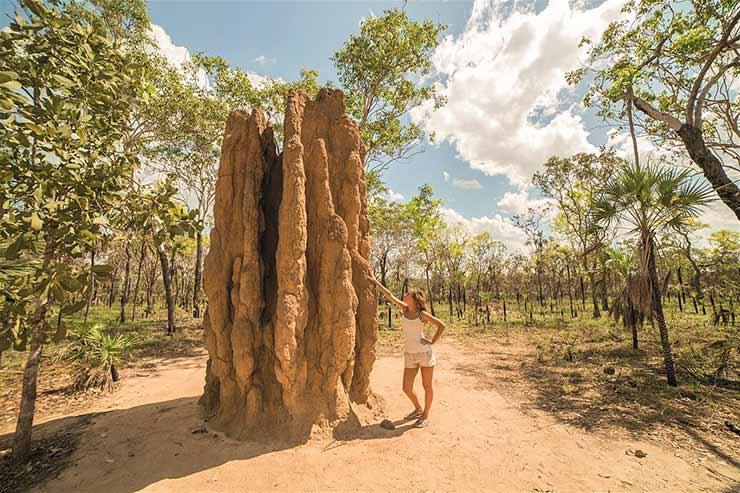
[632,96,683,131]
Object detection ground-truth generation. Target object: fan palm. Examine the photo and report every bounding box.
[593,161,714,386]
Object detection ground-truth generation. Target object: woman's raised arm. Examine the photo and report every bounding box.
[372,279,407,311]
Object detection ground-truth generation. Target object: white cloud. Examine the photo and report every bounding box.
[413,0,625,185]
[452,178,482,189]
[384,189,404,202]
[442,207,527,251]
[497,189,550,215]
[149,24,271,92]
[254,55,276,65]
[149,24,190,67]
[148,24,209,89]
[443,171,450,182]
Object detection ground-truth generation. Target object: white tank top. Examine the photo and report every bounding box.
[401,312,428,353]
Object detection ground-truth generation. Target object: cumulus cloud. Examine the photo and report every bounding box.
[699,202,740,242]
[452,178,483,189]
[254,55,277,65]
[442,207,527,251]
[148,24,209,89]
[413,0,625,185]
[497,189,550,215]
[149,24,271,92]
[384,189,405,202]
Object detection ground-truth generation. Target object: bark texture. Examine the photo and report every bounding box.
[201,89,378,440]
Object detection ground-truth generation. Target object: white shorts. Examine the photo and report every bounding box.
[404,349,436,368]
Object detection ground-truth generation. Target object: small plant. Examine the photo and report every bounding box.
[59,325,136,391]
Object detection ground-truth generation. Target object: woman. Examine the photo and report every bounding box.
[373,279,446,428]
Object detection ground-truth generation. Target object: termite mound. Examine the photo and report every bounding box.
[200,88,379,440]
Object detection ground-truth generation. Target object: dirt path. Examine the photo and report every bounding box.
[6,338,739,492]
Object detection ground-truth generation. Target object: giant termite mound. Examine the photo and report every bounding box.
[200,88,379,440]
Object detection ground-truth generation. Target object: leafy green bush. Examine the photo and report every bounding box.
[58,325,136,391]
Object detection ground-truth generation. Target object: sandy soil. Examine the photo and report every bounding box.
[3,338,738,492]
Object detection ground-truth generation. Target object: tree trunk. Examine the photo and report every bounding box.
[13,243,55,463]
[677,124,740,221]
[119,241,132,324]
[84,249,95,326]
[566,263,575,317]
[158,245,176,334]
[600,259,609,311]
[647,237,677,387]
[193,230,203,318]
[425,266,435,317]
[585,256,600,318]
[131,241,146,321]
[145,253,157,317]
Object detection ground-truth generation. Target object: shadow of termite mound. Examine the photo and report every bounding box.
[200,88,380,441]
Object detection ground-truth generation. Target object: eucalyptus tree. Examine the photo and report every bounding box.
[533,150,623,317]
[513,208,548,315]
[0,0,145,462]
[137,180,198,334]
[593,161,714,386]
[439,226,468,322]
[405,185,445,316]
[571,0,740,220]
[333,8,446,175]
[467,233,505,324]
[369,196,410,326]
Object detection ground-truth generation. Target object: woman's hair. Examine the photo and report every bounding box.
[407,288,428,313]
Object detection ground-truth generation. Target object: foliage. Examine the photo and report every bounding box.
[333,8,446,173]
[569,0,740,218]
[0,0,145,349]
[193,54,320,144]
[58,324,135,391]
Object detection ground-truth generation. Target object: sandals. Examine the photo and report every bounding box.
[404,409,423,420]
[414,418,429,428]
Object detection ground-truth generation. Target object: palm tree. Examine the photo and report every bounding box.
[593,161,713,386]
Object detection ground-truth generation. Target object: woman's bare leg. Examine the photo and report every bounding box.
[402,366,422,413]
[420,366,434,419]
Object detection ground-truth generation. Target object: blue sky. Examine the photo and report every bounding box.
[142,1,509,224]
[2,0,736,247]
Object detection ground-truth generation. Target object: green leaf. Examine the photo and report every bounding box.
[52,74,76,87]
[58,124,72,139]
[0,80,22,90]
[92,264,114,276]
[25,122,45,135]
[0,71,19,83]
[62,299,87,315]
[58,275,83,292]
[30,212,43,231]
[49,282,66,303]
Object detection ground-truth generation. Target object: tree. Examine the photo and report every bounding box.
[513,208,549,316]
[333,8,446,175]
[533,150,622,318]
[0,0,144,462]
[571,0,740,220]
[138,180,198,334]
[369,196,410,327]
[593,160,714,386]
[405,185,445,316]
[149,55,320,318]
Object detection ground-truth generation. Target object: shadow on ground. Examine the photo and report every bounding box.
[455,338,740,473]
[0,393,414,493]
